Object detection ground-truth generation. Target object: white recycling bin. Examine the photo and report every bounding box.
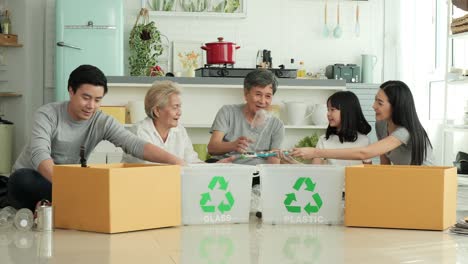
[0,119,14,174]
[181,164,255,225]
[258,164,345,225]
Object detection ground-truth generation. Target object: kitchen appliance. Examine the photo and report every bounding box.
[201,37,240,65]
[284,101,308,125]
[256,49,272,68]
[325,63,360,83]
[361,54,377,83]
[195,65,297,78]
[55,0,123,101]
[309,104,328,125]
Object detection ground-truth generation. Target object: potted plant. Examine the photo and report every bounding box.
[129,9,164,76]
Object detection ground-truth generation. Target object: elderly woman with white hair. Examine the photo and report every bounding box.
[122,80,203,164]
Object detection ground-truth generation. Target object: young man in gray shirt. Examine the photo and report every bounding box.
[8,65,184,210]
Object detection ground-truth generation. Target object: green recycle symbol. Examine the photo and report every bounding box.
[200,176,235,213]
[199,236,234,264]
[284,177,323,214]
[282,236,321,263]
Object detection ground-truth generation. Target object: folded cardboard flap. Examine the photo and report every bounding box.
[53,163,181,233]
[345,165,457,230]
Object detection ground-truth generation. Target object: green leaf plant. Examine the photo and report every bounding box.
[129,9,164,76]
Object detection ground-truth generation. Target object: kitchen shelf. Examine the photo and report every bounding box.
[109,82,345,91]
[447,77,468,85]
[149,10,246,18]
[445,125,468,133]
[124,123,327,129]
[284,125,327,129]
[146,0,247,19]
[0,43,22,47]
[450,31,468,39]
[0,92,21,97]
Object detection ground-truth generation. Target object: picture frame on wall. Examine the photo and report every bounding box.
[172,41,205,77]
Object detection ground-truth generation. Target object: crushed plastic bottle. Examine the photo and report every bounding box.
[14,208,34,231]
[250,184,262,214]
[0,206,17,229]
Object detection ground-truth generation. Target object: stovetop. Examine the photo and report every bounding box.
[195,67,297,78]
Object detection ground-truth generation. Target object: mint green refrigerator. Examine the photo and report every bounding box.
[55,0,123,101]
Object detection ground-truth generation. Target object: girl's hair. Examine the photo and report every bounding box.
[325,91,371,143]
[380,80,432,165]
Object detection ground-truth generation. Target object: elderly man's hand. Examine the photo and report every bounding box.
[216,156,236,163]
[232,136,253,153]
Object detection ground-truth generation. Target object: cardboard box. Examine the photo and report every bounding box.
[345,165,457,230]
[259,164,345,225]
[53,163,181,233]
[100,106,127,124]
[181,164,254,225]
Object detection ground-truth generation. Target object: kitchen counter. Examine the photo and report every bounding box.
[107,76,346,88]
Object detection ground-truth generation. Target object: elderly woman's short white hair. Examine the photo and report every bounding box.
[144,80,181,119]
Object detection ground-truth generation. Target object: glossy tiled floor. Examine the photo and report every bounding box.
[2,213,468,264]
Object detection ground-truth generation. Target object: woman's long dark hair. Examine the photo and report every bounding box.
[380,80,432,165]
[325,91,371,143]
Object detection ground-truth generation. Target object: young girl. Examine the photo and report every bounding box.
[311,91,372,165]
[288,81,434,165]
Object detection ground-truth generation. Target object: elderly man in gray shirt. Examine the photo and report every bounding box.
[8,65,184,210]
[207,69,285,165]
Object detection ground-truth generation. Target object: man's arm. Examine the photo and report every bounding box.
[29,106,56,177]
[143,143,185,165]
[37,159,54,182]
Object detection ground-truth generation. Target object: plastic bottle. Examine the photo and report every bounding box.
[289,58,296,69]
[14,208,34,231]
[297,61,306,78]
[2,10,10,34]
[0,206,17,228]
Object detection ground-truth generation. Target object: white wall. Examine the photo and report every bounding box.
[124,0,384,79]
[383,0,448,165]
[0,0,45,162]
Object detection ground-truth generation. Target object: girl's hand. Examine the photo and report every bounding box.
[275,149,300,164]
[281,154,300,164]
[290,147,317,160]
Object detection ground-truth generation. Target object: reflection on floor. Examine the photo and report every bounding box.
[1,213,468,264]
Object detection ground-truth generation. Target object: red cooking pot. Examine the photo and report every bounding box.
[201,37,240,65]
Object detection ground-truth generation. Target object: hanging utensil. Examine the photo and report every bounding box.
[355,3,360,37]
[333,2,342,38]
[322,1,329,37]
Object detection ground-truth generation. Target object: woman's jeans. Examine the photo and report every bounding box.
[7,168,51,211]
